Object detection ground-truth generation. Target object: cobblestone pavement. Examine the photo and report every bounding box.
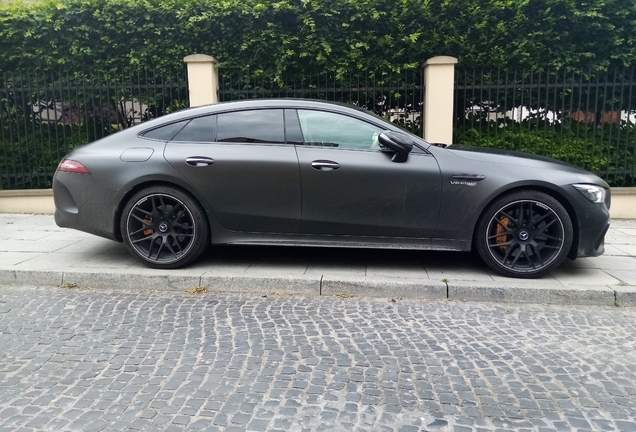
[1,287,635,432]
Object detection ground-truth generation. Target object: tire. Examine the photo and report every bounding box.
[474,190,573,278]
[120,185,210,269]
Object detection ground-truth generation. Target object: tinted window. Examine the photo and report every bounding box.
[171,115,216,142]
[297,110,383,150]
[217,109,285,144]
[142,120,189,141]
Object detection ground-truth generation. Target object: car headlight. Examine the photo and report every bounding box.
[572,184,606,204]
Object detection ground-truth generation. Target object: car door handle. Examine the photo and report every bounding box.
[311,160,340,171]
[185,156,215,167]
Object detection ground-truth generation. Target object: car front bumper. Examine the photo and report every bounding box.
[564,185,611,259]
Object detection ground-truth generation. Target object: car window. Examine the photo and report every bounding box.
[297,110,383,150]
[171,115,215,142]
[142,120,189,141]
[217,109,285,144]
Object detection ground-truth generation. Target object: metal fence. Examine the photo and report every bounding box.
[0,69,188,190]
[218,70,424,135]
[4,65,636,189]
[454,68,636,187]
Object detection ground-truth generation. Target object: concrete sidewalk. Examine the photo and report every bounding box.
[0,214,635,306]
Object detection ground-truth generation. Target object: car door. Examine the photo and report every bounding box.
[164,109,301,233]
[294,109,441,238]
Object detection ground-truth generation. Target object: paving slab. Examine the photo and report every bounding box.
[604,269,636,286]
[549,267,622,286]
[0,251,44,266]
[54,238,119,254]
[244,260,310,276]
[0,230,56,241]
[563,255,636,270]
[77,250,139,268]
[603,244,632,256]
[1,214,636,306]
[605,233,636,245]
[365,260,429,279]
[0,239,77,253]
[304,261,367,278]
[12,253,91,270]
[614,244,636,256]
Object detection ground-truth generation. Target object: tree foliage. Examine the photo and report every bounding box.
[1,0,635,76]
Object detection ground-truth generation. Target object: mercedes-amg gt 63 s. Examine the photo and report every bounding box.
[53,99,610,278]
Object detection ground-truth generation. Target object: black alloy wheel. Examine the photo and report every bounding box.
[121,186,209,269]
[475,191,573,278]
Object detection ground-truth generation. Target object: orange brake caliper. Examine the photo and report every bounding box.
[496,216,509,253]
[143,215,154,236]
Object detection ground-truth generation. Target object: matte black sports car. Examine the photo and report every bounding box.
[53,99,610,278]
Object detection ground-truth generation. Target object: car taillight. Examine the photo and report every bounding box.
[58,159,90,174]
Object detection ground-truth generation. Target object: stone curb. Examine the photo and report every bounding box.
[0,269,64,287]
[614,285,636,307]
[321,276,447,299]
[447,280,617,306]
[0,268,632,307]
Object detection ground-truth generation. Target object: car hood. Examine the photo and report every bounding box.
[445,144,590,175]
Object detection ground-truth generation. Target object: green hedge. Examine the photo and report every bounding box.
[453,122,636,187]
[0,126,88,189]
[1,0,636,76]
[2,0,636,188]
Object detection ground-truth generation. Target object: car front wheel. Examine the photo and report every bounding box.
[120,186,210,269]
[475,191,573,278]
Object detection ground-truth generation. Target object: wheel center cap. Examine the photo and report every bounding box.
[518,230,529,241]
[158,222,169,233]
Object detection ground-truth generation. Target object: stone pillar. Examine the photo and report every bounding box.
[183,54,219,107]
[422,56,458,145]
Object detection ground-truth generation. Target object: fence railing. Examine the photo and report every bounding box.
[454,68,636,187]
[218,70,424,135]
[3,65,636,189]
[0,69,188,190]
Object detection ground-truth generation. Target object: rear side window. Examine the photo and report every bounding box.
[217,109,285,144]
[142,120,189,141]
[171,115,216,142]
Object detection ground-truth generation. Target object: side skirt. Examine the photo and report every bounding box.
[211,232,471,252]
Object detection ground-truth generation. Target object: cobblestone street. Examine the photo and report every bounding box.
[1,286,635,431]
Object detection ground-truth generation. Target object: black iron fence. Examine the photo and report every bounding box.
[0,69,188,190]
[454,68,636,187]
[3,65,636,189]
[218,70,424,135]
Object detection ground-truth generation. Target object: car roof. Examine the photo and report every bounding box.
[155,99,380,124]
[133,98,428,148]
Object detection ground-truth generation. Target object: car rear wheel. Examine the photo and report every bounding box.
[475,191,573,278]
[120,186,210,269]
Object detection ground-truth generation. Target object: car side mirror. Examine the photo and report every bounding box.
[378,131,413,163]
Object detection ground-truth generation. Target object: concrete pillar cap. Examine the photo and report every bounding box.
[423,56,458,67]
[183,54,217,63]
